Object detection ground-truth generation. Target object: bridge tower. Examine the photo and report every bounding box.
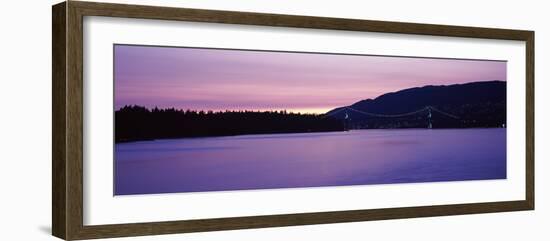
[427,107,432,129]
[344,111,350,130]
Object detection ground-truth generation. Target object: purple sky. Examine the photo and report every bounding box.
[114,45,506,114]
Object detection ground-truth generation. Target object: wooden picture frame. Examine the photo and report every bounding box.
[52,1,534,240]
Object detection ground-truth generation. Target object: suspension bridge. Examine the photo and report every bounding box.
[324,106,461,129]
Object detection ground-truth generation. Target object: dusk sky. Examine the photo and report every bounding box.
[114,45,506,114]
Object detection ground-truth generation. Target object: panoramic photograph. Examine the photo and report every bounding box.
[114,44,507,195]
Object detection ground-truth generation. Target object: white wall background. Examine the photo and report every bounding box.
[0,0,547,240]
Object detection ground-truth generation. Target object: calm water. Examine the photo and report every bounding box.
[115,128,506,195]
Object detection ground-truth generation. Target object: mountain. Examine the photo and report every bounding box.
[326,81,506,129]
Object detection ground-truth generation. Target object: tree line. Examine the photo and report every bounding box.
[115,105,345,143]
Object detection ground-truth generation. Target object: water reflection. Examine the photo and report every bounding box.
[115,128,506,195]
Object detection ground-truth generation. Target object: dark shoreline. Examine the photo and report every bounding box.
[115,105,346,143]
[115,128,346,144]
[115,126,506,144]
